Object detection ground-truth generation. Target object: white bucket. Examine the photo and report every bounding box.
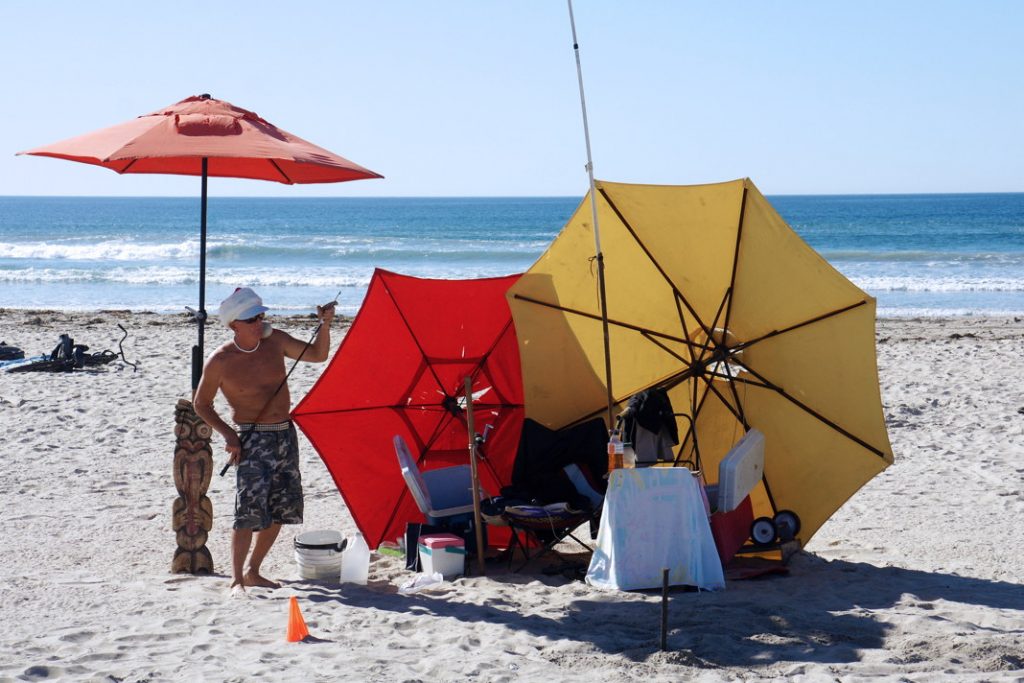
[294,530,345,580]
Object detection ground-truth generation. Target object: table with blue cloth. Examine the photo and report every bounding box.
[585,467,725,591]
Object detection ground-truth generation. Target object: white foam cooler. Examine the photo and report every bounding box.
[417,533,465,578]
[717,428,765,512]
[294,530,346,580]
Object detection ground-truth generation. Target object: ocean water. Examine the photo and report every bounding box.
[0,194,1021,317]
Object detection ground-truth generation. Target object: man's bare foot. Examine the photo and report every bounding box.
[243,570,280,589]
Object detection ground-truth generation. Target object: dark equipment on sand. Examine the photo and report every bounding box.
[8,325,137,373]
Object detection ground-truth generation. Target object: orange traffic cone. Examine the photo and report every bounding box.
[286,596,310,642]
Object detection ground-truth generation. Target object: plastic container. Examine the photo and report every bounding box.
[418,533,466,578]
[607,430,623,472]
[622,443,636,468]
[339,532,370,584]
[294,530,346,580]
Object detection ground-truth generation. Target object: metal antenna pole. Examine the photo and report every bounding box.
[567,0,615,430]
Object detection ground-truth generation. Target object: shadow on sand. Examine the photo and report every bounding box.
[296,552,1023,669]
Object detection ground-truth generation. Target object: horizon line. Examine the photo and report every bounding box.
[2,190,1023,200]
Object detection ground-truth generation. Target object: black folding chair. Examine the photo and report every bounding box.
[502,505,598,572]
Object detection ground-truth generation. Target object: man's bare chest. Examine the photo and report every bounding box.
[219,352,287,403]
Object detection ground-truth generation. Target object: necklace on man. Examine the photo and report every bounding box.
[233,338,261,354]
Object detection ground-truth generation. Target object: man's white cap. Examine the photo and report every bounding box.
[218,287,268,327]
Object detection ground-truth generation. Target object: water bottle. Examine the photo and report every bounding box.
[622,442,636,469]
[607,429,623,473]
[340,532,370,585]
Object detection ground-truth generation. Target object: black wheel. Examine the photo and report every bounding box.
[750,517,777,546]
[773,510,801,541]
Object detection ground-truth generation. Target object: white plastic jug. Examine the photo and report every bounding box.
[340,532,370,584]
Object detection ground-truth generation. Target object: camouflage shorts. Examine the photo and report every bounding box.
[234,423,303,530]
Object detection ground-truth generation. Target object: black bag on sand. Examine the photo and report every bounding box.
[404,523,445,572]
[0,342,25,361]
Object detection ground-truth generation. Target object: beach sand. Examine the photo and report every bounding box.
[0,310,1021,681]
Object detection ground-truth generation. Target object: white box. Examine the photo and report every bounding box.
[417,533,466,578]
[718,429,765,512]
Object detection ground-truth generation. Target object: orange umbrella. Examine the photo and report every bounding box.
[18,94,382,387]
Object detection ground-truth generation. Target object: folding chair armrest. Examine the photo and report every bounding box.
[427,502,477,518]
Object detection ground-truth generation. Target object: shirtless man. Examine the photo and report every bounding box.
[193,287,334,591]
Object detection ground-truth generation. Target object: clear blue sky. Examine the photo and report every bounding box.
[2,1,1021,197]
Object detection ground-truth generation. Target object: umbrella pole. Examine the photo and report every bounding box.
[464,376,487,576]
[567,0,615,429]
[192,157,209,391]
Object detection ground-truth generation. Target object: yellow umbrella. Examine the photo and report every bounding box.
[507,178,893,545]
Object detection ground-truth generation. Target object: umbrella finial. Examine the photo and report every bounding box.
[199,93,211,100]
[441,395,463,417]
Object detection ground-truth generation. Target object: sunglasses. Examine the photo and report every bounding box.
[239,313,265,324]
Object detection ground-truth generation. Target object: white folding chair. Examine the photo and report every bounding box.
[393,435,484,525]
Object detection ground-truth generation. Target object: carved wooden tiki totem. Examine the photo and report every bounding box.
[172,398,215,574]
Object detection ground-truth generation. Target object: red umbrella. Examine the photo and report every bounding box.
[18,94,382,387]
[292,269,524,550]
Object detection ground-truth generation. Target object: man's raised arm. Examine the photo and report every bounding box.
[283,302,335,363]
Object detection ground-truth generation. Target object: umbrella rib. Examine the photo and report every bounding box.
[554,325,702,427]
[563,396,632,430]
[294,405,395,418]
[379,487,411,548]
[734,360,888,459]
[467,319,516,406]
[511,294,705,350]
[397,410,465,484]
[698,375,747,428]
[269,159,294,184]
[703,287,730,362]
[641,331,695,365]
[374,408,437,545]
[674,292,699,367]
[598,187,714,339]
[379,278,451,399]
[704,371,770,390]
[419,409,509,490]
[423,413,454,457]
[713,298,869,444]
[718,339,749,429]
[640,293,752,430]
[733,299,870,353]
[720,361,748,428]
[676,415,699,469]
[693,289,751,429]
[721,185,748,343]
[699,376,780,512]
[294,402,522,419]
[119,159,138,174]
[707,191,752,427]
[676,374,780,513]
[673,377,716,468]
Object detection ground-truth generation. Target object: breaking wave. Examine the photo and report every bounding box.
[852,276,1024,293]
[0,237,549,263]
[0,265,523,287]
